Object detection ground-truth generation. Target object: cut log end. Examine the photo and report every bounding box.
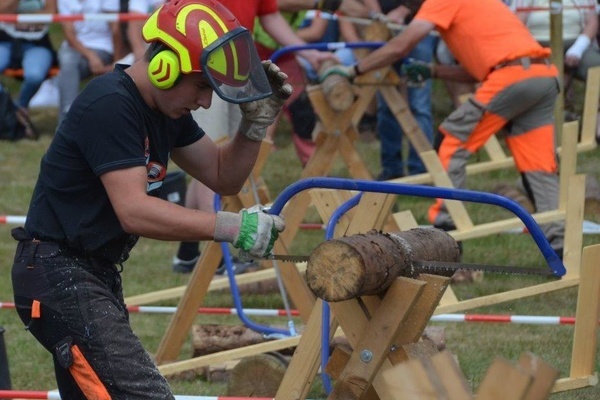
[226,353,289,397]
[306,229,460,301]
[306,240,364,302]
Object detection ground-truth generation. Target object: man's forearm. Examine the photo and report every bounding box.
[277,0,315,12]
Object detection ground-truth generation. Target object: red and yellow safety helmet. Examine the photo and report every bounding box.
[142,0,271,103]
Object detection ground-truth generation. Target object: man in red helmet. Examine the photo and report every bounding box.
[10,1,292,397]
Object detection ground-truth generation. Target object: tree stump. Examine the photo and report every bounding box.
[226,352,290,397]
[306,228,460,302]
[318,60,356,112]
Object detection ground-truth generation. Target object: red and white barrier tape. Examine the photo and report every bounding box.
[0,391,276,400]
[4,3,596,25]
[0,302,584,324]
[0,215,26,225]
[0,302,299,317]
[0,13,148,23]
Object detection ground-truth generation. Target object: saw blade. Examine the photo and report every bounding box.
[264,255,556,277]
[265,254,310,263]
[411,260,556,277]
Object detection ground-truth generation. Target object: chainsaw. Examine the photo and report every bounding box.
[258,254,558,278]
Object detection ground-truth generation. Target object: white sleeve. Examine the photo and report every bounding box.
[101,0,121,13]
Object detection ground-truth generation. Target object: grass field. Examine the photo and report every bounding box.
[1,73,599,398]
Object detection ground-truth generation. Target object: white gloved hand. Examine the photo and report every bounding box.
[238,61,293,141]
[214,205,285,258]
[565,34,591,66]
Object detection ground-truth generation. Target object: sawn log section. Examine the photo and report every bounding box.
[306,228,460,302]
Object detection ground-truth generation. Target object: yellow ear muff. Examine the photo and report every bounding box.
[148,49,181,90]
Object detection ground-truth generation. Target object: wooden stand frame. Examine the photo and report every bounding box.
[275,185,599,398]
[153,140,315,367]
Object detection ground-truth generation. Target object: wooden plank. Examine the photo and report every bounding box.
[275,299,336,400]
[420,150,474,231]
[380,140,593,187]
[125,264,307,306]
[383,358,441,399]
[329,278,426,399]
[345,192,396,233]
[476,358,532,400]
[159,335,300,377]
[482,135,508,162]
[562,175,585,278]
[518,352,559,400]
[329,279,425,399]
[569,244,600,378]
[155,240,224,364]
[557,121,579,211]
[383,275,450,365]
[435,278,579,314]
[448,209,566,242]
[338,130,373,179]
[553,375,599,392]
[430,351,473,400]
[269,239,316,324]
[580,66,600,146]
[310,189,355,237]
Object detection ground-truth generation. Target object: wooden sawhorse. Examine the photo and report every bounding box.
[153,140,316,366]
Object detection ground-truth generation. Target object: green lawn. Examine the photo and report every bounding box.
[0,72,599,398]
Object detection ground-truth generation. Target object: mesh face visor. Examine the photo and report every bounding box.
[201,27,271,104]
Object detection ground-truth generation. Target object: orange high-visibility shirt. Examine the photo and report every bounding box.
[415,0,551,81]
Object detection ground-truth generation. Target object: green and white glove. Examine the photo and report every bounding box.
[319,64,357,82]
[214,205,285,258]
[401,58,434,86]
[238,61,293,141]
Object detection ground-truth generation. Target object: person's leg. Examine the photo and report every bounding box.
[17,44,54,108]
[504,79,563,253]
[405,36,435,175]
[57,43,83,122]
[0,41,12,72]
[376,90,405,180]
[12,251,175,399]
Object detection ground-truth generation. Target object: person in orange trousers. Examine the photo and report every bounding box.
[321,0,564,258]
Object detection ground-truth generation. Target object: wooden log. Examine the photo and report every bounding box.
[191,324,269,357]
[318,60,356,112]
[306,228,460,301]
[226,352,290,397]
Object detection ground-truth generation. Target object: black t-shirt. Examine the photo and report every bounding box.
[25,64,204,263]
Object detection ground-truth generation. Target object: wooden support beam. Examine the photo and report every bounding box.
[569,244,600,379]
[580,66,600,147]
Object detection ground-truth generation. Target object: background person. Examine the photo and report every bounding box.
[56,0,122,123]
[322,0,565,258]
[171,0,338,273]
[10,0,290,397]
[0,0,58,139]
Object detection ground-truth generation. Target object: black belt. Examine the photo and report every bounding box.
[15,240,113,269]
[494,57,550,71]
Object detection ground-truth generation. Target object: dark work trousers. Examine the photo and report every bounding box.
[11,232,175,399]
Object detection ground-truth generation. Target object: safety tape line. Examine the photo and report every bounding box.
[0,302,585,324]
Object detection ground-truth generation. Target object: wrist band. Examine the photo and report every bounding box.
[353,63,362,76]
